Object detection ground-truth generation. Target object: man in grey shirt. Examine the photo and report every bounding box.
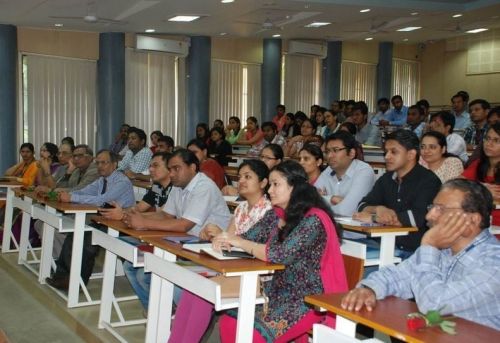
[315,131,375,216]
[352,101,382,147]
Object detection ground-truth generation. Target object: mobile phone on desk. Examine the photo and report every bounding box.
[221,249,255,259]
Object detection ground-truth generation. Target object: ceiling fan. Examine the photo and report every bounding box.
[236,11,320,34]
[343,20,392,35]
[49,0,124,25]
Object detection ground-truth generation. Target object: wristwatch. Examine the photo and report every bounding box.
[371,213,377,223]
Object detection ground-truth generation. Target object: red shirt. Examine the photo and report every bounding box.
[200,158,226,190]
[462,159,500,226]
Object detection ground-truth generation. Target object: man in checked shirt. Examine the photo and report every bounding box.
[342,179,500,330]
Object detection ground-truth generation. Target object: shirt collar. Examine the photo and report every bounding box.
[391,163,420,183]
[183,172,202,193]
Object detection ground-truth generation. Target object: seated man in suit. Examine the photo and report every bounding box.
[353,129,441,258]
[342,179,500,330]
[46,149,135,290]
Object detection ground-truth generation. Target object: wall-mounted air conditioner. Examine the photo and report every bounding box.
[135,35,190,57]
[288,40,327,59]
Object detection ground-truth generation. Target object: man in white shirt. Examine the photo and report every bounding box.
[118,126,153,179]
[315,131,375,216]
[124,149,231,235]
[429,111,468,163]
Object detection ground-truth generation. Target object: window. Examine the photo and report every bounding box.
[209,60,261,126]
[125,48,186,146]
[340,60,377,112]
[22,54,97,150]
[281,54,322,113]
[392,58,420,107]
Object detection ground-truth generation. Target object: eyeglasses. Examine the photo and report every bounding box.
[483,136,500,145]
[325,147,347,154]
[259,155,278,161]
[427,204,463,213]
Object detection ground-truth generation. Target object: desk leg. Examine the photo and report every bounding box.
[235,272,259,343]
[379,235,396,267]
[145,248,176,343]
[1,187,16,252]
[39,206,57,283]
[18,198,33,264]
[335,315,357,337]
[68,212,86,307]
[98,227,119,329]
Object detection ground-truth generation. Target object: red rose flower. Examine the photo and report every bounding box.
[407,316,427,331]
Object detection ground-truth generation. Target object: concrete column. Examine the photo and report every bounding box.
[322,41,342,107]
[261,38,282,122]
[377,42,393,100]
[0,25,17,173]
[97,32,125,150]
[185,36,211,140]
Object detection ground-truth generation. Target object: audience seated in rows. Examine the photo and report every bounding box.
[428,111,468,163]
[405,104,426,139]
[117,127,152,178]
[237,116,266,156]
[261,121,286,149]
[352,101,381,147]
[286,118,322,157]
[187,139,226,189]
[379,95,408,127]
[208,127,232,166]
[4,143,38,187]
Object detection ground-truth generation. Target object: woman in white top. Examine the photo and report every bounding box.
[420,131,464,183]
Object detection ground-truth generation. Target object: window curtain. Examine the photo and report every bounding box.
[392,58,420,107]
[209,60,261,126]
[340,60,377,112]
[23,54,97,151]
[125,48,185,146]
[282,54,322,114]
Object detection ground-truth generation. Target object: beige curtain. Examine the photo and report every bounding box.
[210,60,261,126]
[392,58,420,107]
[282,54,322,114]
[340,60,377,112]
[125,48,185,146]
[23,54,97,150]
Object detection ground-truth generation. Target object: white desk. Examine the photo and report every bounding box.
[1,180,24,252]
[142,236,284,343]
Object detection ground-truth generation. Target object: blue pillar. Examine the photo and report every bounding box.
[186,36,211,141]
[377,42,393,100]
[322,41,342,107]
[97,32,125,150]
[0,25,17,173]
[261,38,282,122]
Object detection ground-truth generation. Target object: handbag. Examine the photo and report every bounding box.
[211,275,262,299]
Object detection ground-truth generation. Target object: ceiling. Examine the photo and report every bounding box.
[1,0,499,43]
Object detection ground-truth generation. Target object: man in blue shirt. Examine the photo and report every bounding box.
[47,149,135,290]
[451,93,471,130]
[380,95,408,127]
[342,179,500,330]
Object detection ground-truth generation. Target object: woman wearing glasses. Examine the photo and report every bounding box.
[462,123,500,225]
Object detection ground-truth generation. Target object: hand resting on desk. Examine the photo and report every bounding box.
[341,287,377,312]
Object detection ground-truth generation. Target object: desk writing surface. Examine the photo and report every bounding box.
[142,236,284,274]
[337,218,417,234]
[0,179,23,187]
[90,215,181,239]
[132,180,151,189]
[21,191,98,213]
[305,293,500,343]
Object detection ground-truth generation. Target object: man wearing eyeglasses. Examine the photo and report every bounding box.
[315,131,374,216]
[342,179,500,331]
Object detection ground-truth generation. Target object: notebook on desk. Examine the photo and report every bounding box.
[163,235,209,244]
[182,243,254,260]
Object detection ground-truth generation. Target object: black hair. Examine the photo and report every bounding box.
[385,129,420,159]
[152,151,172,166]
[96,149,119,163]
[128,127,147,147]
[285,112,295,121]
[238,159,269,183]
[261,121,277,131]
[229,116,241,135]
[158,135,174,148]
[416,99,430,110]
[301,117,317,131]
[339,122,357,135]
[326,130,358,154]
[294,111,308,122]
[299,143,324,164]
[213,119,224,127]
[477,123,500,184]
[457,90,469,103]
[20,143,35,153]
[261,144,284,161]
[421,131,460,159]
[391,95,403,103]
[210,126,226,140]
[451,93,467,103]
[408,104,424,117]
[430,111,456,133]
[187,138,208,151]
[271,160,342,242]
[247,116,259,129]
[42,142,59,163]
[441,179,493,230]
[469,99,491,111]
[61,136,75,148]
[488,107,500,120]
[74,144,93,157]
[150,130,163,139]
[196,123,210,141]
[277,104,286,111]
[377,97,390,105]
[353,101,368,115]
[170,148,200,172]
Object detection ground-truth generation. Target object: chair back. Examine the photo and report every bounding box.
[342,253,364,290]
